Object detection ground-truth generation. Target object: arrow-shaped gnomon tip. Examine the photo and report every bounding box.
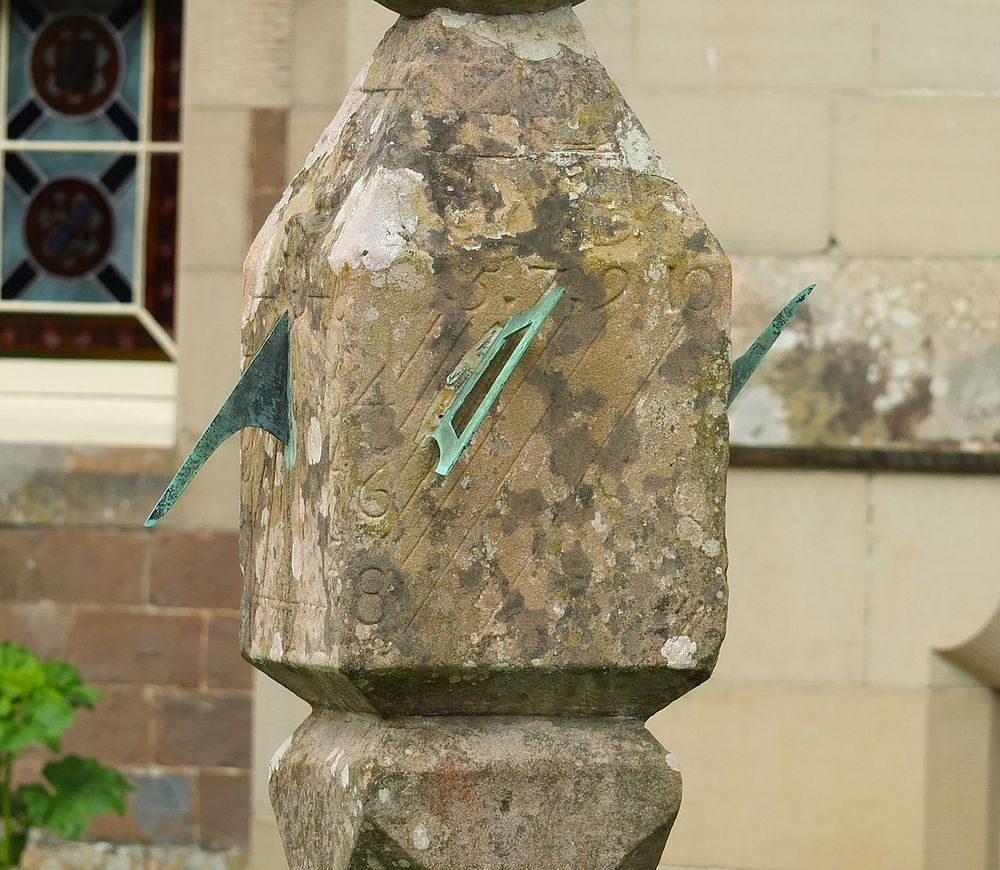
[727,284,816,410]
[145,312,291,528]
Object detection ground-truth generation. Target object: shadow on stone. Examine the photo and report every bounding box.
[616,824,675,870]
[350,822,429,870]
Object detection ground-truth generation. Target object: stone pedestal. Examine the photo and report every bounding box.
[242,6,730,867]
[269,713,681,868]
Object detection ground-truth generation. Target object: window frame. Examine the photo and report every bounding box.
[0,0,181,447]
[0,0,181,362]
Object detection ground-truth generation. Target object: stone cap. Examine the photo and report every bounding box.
[375,0,586,16]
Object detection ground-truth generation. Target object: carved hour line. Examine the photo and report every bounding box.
[397,312,444,385]
[246,429,268,575]
[396,316,474,436]
[503,320,689,594]
[556,319,687,525]
[400,301,642,629]
[397,329,469,433]
[396,301,576,571]
[593,265,629,311]
[351,363,387,408]
[394,299,575,535]
[258,451,279,600]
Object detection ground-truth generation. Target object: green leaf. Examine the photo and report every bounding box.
[16,783,53,829]
[0,643,34,668]
[0,828,28,868]
[0,643,91,754]
[38,756,132,841]
[0,646,132,862]
[0,644,46,711]
[0,690,75,754]
[40,661,100,710]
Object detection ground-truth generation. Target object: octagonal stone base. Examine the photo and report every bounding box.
[269,712,681,869]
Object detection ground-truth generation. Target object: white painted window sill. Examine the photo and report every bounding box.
[0,359,177,448]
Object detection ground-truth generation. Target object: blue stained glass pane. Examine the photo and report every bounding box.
[119,14,142,121]
[2,151,137,304]
[7,17,31,119]
[5,0,145,142]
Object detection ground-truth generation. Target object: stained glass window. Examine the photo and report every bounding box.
[0,0,182,360]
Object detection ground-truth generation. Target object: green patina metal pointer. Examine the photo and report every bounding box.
[432,286,563,476]
[144,282,809,523]
[145,312,292,528]
[727,284,816,410]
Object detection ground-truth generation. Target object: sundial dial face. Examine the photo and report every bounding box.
[31,14,123,118]
[25,178,115,279]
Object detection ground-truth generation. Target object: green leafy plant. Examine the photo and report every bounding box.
[0,643,132,868]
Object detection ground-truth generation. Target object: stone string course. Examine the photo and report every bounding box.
[21,840,245,870]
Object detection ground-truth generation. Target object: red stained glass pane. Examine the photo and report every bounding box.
[0,313,169,360]
[145,153,179,336]
[151,0,183,142]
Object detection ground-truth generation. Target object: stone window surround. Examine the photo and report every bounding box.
[0,0,184,449]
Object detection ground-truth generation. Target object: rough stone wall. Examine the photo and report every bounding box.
[21,841,246,870]
[0,459,253,854]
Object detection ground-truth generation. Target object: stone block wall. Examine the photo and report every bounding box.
[320,0,1000,265]
[0,522,253,853]
[586,0,1000,261]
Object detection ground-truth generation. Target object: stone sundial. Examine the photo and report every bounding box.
[147,1,814,866]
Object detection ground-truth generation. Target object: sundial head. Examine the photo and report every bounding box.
[143,1,816,729]
[373,0,586,16]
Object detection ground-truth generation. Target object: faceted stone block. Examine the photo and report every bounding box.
[241,7,731,718]
[269,711,681,869]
